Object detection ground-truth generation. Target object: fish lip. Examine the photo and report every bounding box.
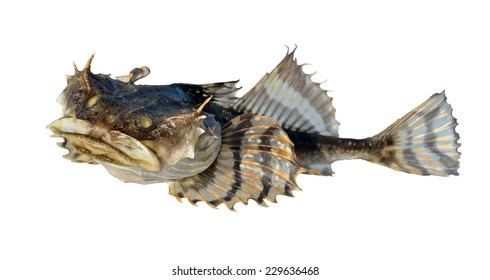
[47,117,161,172]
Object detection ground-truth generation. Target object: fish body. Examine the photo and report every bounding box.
[48,50,461,209]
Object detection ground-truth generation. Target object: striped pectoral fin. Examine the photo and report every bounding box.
[168,114,302,210]
[371,91,461,176]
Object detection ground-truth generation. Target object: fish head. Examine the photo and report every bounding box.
[48,56,221,183]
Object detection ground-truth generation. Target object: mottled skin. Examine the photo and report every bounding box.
[55,61,224,181]
[147,83,396,172]
[61,73,377,173]
[57,56,459,177]
[49,53,460,208]
[61,70,213,141]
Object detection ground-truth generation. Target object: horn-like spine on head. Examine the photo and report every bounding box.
[67,54,96,93]
[195,95,213,121]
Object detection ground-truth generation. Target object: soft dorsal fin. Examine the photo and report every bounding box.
[168,114,302,210]
[233,49,339,137]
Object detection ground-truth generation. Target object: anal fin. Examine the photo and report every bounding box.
[301,164,334,176]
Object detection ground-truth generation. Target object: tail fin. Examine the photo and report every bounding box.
[369,91,461,176]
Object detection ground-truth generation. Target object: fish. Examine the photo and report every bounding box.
[47,49,461,210]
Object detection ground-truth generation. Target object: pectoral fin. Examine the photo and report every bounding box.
[168,114,302,210]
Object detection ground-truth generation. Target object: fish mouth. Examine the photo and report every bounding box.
[47,117,161,172]
[47,114,222,182]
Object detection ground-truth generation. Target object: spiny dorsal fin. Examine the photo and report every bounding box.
[200,81,241,108]
[233,49,339,137]
[168,114,302,210]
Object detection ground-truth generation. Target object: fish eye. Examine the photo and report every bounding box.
[87,95,100,108]
[137,114,153,129]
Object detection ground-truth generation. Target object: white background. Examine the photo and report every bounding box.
[1,1,489,279]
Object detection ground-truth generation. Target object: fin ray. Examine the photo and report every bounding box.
[233,49,339,137]
[168,114,301,209]
[371,91,461,176]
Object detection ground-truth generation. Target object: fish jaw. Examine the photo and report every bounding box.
[47,114,222,183]
[47,117,161,172]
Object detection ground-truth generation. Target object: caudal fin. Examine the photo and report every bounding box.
[370,91,461,176]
